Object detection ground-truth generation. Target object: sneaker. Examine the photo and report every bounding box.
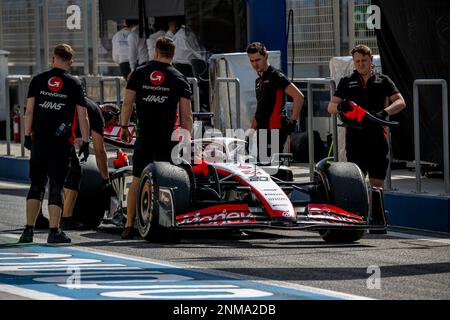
[47,229,71,244]
[60,216,87,231]
[18,228,33,243]
[35,213,49,230]
[121,226,136,240]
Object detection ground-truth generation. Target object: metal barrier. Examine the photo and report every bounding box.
[99,76,122,105]
[293,78,336,181]
[187,77,200,113]
[213,77,241,129]
[413,79,449,194]
[5,75,31,157]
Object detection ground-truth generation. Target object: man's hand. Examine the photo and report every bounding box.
[24,135,32,151]
[78,141,90,162]
[338,100,367,123]
[101,178,112,194]
[337,100,354,113]
[285,119,298,135]
[120,127,131,143]
[375,109,389,120]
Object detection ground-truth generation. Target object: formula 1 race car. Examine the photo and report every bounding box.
[76,103,395,243]
[87,135,388,244]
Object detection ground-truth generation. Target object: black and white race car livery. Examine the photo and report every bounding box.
[95,136,387,243]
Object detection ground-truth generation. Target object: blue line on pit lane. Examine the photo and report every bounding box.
[0,244,343,300]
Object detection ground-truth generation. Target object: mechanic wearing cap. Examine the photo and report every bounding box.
[60,98,116,230]
[246,42,304,162]
[120,36,193,239]
[327,44,406,188]
[19,43,90,244]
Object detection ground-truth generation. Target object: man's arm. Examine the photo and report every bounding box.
[120,89,136,143]
[76,105,90,142]
[327,96,344,114]
[385,93,406,115]
[285,83,304,121]
[251,116,257,130]
[128,33,138,71]
[112,34,119,64]
[179,97,193,134]
[92,132,109,180]
[120,89,136,127]
[24,97,35,135]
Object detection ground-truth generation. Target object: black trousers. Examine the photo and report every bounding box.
[28,136,72,205]
[119,62,131,80]
[132,138,175,178]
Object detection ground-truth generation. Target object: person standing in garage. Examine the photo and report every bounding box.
[327,44,406,188]
[112,21,132,80]
[246,42,304,162]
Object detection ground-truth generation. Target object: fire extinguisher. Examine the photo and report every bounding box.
[13,113,20,143]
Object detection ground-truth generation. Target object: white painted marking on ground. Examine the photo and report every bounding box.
[0,284,72,300]
[0,181,29,189]
[387,231,450,245]
[69,245,373,300]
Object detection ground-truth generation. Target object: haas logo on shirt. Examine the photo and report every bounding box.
[47,77,63,92]
[150,71,165,86]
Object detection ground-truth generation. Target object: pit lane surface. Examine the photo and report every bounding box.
[1,179,450,300]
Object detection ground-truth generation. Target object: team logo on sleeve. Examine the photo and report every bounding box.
[47,77,63,92]
[150,71,165,86]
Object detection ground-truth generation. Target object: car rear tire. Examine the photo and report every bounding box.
[72,156,105,228]
[317,162,368,243]
[137,162,191,242]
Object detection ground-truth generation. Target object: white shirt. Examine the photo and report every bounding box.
[172,25,206,64]
[166,30,176,39]
[146,30,166,61]
[128,26,149,70]
[111,28,130,64]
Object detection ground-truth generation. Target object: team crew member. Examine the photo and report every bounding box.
[246,42,304,160]
[19,43,90,244]
[61,98,114,230]
[120,36,193,239]
[328,44,406,188]
[127,19,149,79]
[112,21,131,79]
[147,18,166,61]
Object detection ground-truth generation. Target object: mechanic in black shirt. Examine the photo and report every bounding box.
[19,43,90,244]
[246,42,304,162]
[60,98,114,230]
[328,44,406,188]
[120,36,193,239]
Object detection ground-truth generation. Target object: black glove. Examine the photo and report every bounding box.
[375,109,389,120]
[100,178,112,210]
[285,119,298,135]
[101,178,113,195]
[78,141,90,162]
[337,100,354,113]
[101,178,111,190]
[24,135,32,151]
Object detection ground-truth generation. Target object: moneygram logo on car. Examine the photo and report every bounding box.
[150,71,165,86]
[48,76,63,92]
